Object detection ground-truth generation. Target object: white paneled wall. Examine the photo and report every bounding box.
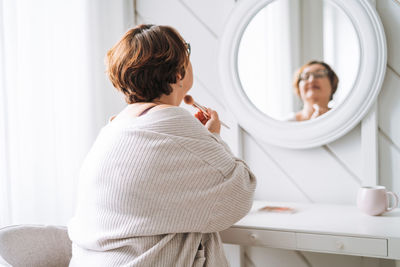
[377,0,400,193]
[135,0,400,266]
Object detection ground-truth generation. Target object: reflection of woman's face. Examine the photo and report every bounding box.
[298,64,332,106]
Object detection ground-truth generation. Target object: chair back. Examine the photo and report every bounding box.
[0,225,72,267]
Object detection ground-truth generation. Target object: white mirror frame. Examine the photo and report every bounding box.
[219,0,386,149]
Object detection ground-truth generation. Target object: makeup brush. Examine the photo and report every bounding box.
[183,95,230,129]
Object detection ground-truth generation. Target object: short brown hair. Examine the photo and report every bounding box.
[293,61,339,100]
[106,24,190,104]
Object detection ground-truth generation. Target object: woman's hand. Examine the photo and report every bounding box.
[194,108,221,134]
[311,104,330,119]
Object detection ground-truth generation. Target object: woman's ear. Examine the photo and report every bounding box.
[176,73,182,81]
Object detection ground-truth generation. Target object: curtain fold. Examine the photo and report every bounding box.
[0,0,12,227]
[0,0,132,226]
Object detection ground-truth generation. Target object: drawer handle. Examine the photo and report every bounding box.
[249,233,257,241]
[335,241,344,250]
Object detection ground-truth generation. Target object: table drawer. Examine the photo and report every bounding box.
[296,233,387,257]
[220,227,296,250]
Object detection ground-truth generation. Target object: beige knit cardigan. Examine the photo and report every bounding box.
[68,107,256,266]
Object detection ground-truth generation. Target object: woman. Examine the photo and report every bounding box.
[292,61,339,121]
[68,24,256,266]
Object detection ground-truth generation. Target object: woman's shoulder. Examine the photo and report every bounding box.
[135,106,209,133]
[103,106,236,177]
[105,106,194,128]
[108,106,225,148]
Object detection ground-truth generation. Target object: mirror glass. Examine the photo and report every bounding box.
[237,0,360,122]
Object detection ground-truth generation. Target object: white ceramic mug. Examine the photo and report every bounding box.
[357,186,399,216]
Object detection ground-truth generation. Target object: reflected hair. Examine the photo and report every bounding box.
[293,60,339,100]
[106,24,190,104]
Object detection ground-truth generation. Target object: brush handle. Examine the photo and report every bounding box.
[193,101,230,129]
[219,121,230,129]
[192,102,209,117]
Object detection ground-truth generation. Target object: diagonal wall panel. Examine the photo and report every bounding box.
[379,131,400,193]
[326,125,362,179]
[377,0,400,75]
[248,139,361,204]
[180,0,235,37]
[378,67,400,149]
[243,132,312,203]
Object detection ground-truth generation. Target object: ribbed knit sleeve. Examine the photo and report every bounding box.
[204,157,256,232]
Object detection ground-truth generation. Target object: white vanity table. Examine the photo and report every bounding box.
[221,201,400,263]
[218,0,395,265]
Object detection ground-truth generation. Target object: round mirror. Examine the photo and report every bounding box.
[219,0,386,148]
[237,0,360,121]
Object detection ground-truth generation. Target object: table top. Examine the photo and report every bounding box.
[233,201,400,239]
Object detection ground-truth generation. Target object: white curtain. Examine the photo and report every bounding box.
[237,0,296,120]
[323,2,360,108]
[0,0,132,227]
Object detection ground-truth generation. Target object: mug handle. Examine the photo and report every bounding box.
[386,191,399,212]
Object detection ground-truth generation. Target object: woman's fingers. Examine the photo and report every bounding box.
[194,108,221,133]
[195,111,208,125]
[206,108,219,120]
[205,108,221,134]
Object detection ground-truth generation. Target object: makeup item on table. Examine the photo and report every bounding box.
[183,95,230,129]
[258,205,296,214]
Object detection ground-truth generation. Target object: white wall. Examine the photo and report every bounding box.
[135,0,400,266]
